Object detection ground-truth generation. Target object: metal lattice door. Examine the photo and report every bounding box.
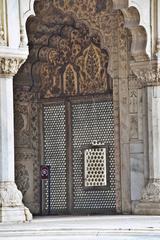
[41,96,116,215]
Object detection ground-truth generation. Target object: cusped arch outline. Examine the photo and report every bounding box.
[109,0,148,61]
[32,0,148,61]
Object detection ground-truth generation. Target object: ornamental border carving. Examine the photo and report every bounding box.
[130,61,160,88]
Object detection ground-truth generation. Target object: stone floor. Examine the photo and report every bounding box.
[1,216,160,239]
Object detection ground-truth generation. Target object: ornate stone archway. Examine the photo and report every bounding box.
[14,0,150,215]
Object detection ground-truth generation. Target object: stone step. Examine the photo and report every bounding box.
[0,216,160,239]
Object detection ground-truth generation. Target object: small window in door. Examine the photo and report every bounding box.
[84,141,108,189]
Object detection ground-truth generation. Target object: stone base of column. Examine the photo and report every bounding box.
[134,202,160,215]
[134,180,160,215]
[0,182,32,223]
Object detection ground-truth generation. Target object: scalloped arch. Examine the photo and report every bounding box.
[30,0,148,61]
[112,2,148,61]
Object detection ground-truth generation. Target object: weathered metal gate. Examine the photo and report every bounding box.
[41,94,116,215]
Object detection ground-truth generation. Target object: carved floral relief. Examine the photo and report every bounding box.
[31,22,112,98]
[15,164,30,196]
[14,103,31,147]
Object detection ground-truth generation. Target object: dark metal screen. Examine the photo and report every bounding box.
[43,104,67,214]
[42,97,116,214]
[72,101,116,213]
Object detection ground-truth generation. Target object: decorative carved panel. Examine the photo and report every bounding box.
[64,64,78,95]
[15,163,30,196]
[84,146,108,188]
[29,24,112,98]
[14,103,31,147]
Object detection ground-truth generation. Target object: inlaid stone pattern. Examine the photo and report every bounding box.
[43,104,67,213]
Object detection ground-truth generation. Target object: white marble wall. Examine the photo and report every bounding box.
[0,0,34,52]
[6,0,20,48]
[129,87,146,202]
[147,86,160,179]
[133,86,160,215]
[20,0,34,21]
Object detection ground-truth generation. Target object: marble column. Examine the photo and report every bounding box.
[0,0,6,46]
[135,86,160,214]
[151,0,160,60]
[18,0,27,48]
[0,56,32,222]
[156,0,160,60]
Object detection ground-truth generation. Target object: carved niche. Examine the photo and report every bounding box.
[0,57,24,75]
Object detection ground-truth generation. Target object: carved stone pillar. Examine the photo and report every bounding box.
[18,0,27,48]
[0,56,32,222]
[130,61,160,214]
[151,0,160,60]
[157,0,160,60]
[0,0,6,46]
[135,84,160,214]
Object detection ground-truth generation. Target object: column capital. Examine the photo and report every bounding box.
[0,47,28,77]
[0,56,24,77]
[130,60,160,88]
